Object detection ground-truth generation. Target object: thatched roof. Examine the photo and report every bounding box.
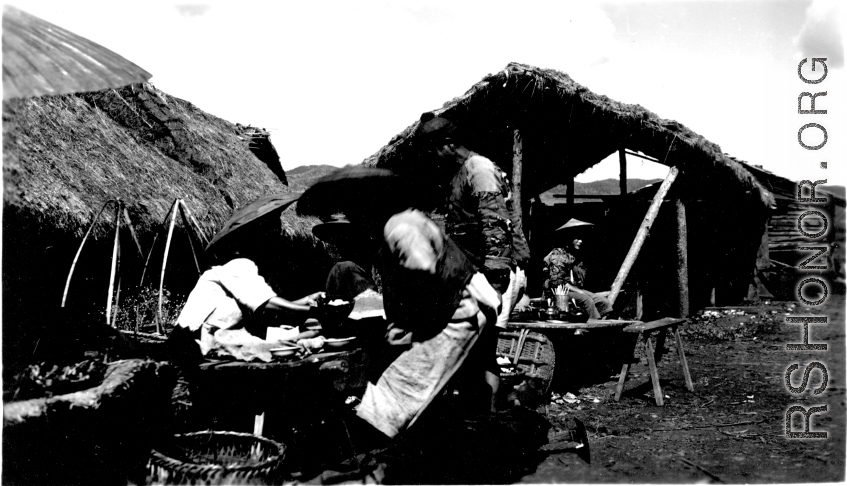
[3,82,314,239]
[363,62,775,210]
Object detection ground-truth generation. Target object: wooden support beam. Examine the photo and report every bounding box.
[511,128,528,245]
[675,199,690,317]
[608,167,679,305]
[625,150,660,163]
[512,129,523,216]
[619,148,627,196]
[566,177,574,207]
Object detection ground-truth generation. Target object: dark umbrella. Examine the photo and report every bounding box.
[205,192,301,257]
[2,5,152,100]
[296,165,431,225]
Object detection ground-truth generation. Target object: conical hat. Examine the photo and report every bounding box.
[555,218,594,232]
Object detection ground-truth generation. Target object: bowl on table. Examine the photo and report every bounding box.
[269,346,300,358]
[323,337,356,349]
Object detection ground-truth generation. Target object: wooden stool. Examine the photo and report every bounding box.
[614,317,694,406]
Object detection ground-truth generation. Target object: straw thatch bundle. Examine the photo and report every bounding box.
[3,83,310,238]
[363,62,774,211]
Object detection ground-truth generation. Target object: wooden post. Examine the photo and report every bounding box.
[675,199,690,317]
[512,129,523,218]
[608,167,679,305]
[566,177,574,207]
[511,129,528,246]
[619,148,627,196]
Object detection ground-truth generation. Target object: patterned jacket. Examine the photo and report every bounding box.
[543,248,587,293]
[429,153,530,292]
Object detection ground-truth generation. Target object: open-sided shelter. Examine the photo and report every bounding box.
[364,62,779,319]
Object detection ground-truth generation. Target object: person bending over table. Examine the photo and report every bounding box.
[167,215,323,368]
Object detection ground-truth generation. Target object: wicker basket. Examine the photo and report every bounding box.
[147,430,286,485]
[497,331,556,394]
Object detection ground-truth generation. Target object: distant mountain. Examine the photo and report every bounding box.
[822,185,845,199]
[286,165,339,190]
[540,178,661,204]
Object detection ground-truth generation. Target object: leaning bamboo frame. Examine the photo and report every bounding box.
[61,199,145,327]
[138,198,208,334]
[105,201,121,326]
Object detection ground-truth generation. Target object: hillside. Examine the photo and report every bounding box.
[540,178,661,204]
[286,164,340,191]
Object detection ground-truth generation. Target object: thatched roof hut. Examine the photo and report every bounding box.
[3,83,331,377]
[363,62,779,316]
[364,62,773,209]
[4,83,311,238]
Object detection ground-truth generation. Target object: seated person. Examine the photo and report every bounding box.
[312,217,377,303]
[543,223,612,319]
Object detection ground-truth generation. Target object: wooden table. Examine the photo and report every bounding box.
[505,318,639,331]
[199,348,369,393]
[196,348,369,438]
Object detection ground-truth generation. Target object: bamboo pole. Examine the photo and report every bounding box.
[179,201,203,276]
[608,167,679,305]
[105,201,122,326]
[619,148,627,196]
[61,200,116,308]
[122,207,145,258]
[157,201,180,334]
[179,199,209,247]
[675,199,690,317]
[139,199,179,287]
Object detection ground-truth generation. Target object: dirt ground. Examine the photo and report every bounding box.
[520,294,845,484]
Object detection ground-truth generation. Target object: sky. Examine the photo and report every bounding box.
[9,0,847,185]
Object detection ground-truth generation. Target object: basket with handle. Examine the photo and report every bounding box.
[147,430,286,485]
[496,330,556,395]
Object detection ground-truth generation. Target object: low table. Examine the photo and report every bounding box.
[196,348,368,439]
[499,319,641,394]
[614,318,694,406]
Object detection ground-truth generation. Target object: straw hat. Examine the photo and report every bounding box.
[555,218,594,232]
[412,112,459,145]
[311,217,361,246]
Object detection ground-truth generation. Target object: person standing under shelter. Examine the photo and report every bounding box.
[404,112,530,410]
[543,218,612,319]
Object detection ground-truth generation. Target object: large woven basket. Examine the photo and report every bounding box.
[147,430,286,485]
[497,331,556,394]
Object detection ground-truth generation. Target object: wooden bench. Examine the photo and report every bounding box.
[614,317,694,406]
